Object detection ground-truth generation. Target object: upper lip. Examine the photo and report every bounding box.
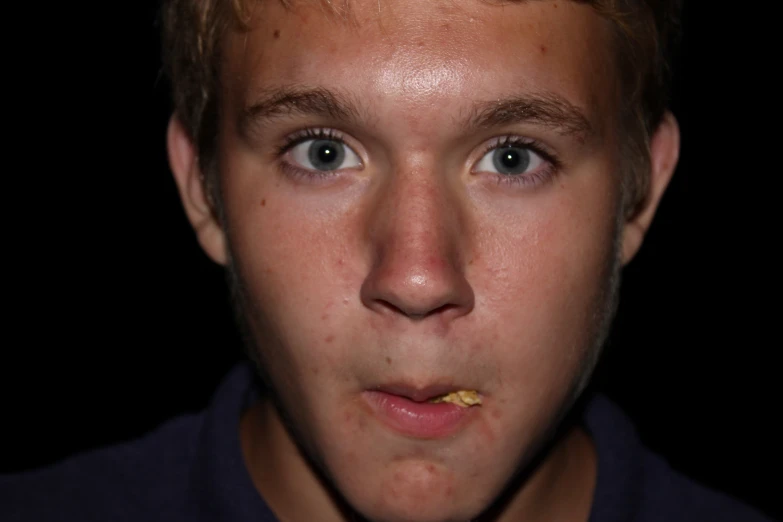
[371,383,477,402]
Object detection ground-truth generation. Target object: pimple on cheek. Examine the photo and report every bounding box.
[324,335,335,344]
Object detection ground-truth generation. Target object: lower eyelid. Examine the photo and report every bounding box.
[490,167,555,187]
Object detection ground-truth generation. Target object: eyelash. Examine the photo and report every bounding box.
[277,128,343,156]
[275,129,561,187]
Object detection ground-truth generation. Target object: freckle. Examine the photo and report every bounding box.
[426,464,435,473]
[441,23,450,30]
[471,343,481,352]
[261,199,266,207]
[325,335,335,343]
[312,367,319,375]
[385,357,392,365]
[321,313,329,320]
[273,29,280,39]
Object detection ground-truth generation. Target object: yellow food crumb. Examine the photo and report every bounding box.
[429,390,482,407]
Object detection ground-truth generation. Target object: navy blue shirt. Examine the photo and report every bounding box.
[1,363,774,521]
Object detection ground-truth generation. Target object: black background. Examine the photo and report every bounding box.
[4,2,780,520]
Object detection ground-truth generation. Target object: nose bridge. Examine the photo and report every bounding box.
[361,162,474,319]
[384,166,453,259]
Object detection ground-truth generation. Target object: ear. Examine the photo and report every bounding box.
[167,115,228,266]
[621,111,681,265]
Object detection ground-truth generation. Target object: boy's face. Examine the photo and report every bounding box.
[169,0,675,520]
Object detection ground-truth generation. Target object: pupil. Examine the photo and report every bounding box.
[493,147,530,175]
[501,150,519,168]
[309,139,345,171]
[318,144,334,163]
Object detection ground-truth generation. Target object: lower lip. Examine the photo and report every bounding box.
[362,391,476,439]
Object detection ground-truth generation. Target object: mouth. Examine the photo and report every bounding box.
[371,383,483,404]
[362,383,482,439]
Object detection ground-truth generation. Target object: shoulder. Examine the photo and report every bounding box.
[0,412,204,522]
[584,394,776,522]
[634,449,775,522]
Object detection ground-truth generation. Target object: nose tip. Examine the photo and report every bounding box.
[360,253,475,320]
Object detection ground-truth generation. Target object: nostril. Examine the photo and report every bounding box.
[375,299,462,320]
[419,303,461,319]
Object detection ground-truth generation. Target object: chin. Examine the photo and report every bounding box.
[321,452,505,522]
[346,487,487,522]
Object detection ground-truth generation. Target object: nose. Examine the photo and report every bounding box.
[360,166,475,321]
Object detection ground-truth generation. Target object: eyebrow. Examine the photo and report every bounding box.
[240,86,593,140]
[466,94,593,139]
[240,86,364,136]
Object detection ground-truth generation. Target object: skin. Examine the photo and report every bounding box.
[167,1,680,521]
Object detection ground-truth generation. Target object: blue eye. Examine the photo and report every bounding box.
[289,138,362,171]
[475,144,544,176]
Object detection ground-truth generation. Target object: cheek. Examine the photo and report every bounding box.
[219,159,373,394]
[225,173,355,321]
[469,175,619,386]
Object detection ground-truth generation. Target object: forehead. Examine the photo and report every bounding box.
[223,0,618,133]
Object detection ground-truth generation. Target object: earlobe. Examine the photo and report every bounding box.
[166,116,228,266]
[621,111,681,265]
